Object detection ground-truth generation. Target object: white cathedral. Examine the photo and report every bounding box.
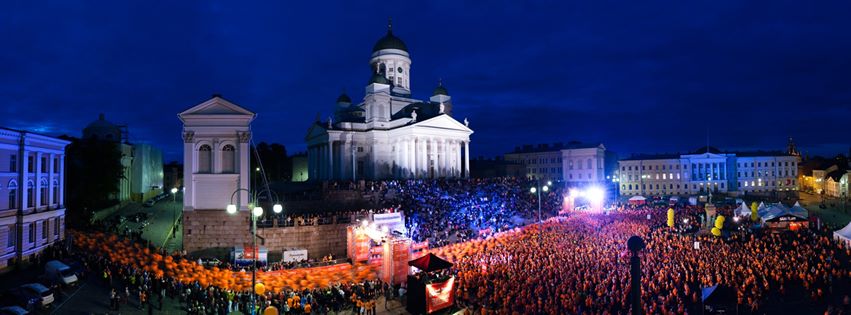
[305,22,474,180]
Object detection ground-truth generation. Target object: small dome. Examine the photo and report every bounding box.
[83,113,122,142]
[336,92,351,104]
[369,72,390,85]
[432,82,449,96]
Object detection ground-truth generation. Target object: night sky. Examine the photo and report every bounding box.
[2,1,850,162]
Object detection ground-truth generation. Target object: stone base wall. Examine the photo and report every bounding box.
[183,210,349,259]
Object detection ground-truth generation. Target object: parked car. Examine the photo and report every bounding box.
[0,306,28,315]
[5,288,39,311]
[44,260,78,286]
[143,200,155,207]
[18,284,53,308]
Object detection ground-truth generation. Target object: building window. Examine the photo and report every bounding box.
[40,157,47,173]
[54,218,59,236]
[7,181,17,210]
[357,147,364,152]
[53,158,59,173]
[52,184,58,204]
[9,154,16,172]
[7,226,15,248]
[27,181,34,208]
[40,184,47,206]
[42,221,47,240]
[28,223,34,244]
[28,156,33,173]
[221,145,236,173]
[198,145,212,173]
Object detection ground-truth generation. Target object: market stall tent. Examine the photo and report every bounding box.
[737,202,751,217]
[835,222,851,246]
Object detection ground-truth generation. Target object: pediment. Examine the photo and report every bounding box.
[179,96,256,118]
[411,114,473,133]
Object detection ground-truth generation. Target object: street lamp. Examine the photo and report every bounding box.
[531,180,550,223]
[171,187,178,202]
[225,188,283,315]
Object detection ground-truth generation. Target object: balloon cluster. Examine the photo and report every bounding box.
[71,231,377,293]
[750,202,759,222]
[666,208,675,228]
[711,215,725,236]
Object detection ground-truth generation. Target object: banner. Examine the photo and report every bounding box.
[426,276,455,313]
[372,212,405,232]
[283,249,308,263]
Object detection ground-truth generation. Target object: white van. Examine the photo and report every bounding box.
[44,260,78,286]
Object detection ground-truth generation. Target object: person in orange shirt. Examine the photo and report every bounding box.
[304,302,312,314]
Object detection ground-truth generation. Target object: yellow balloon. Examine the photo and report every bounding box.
[255,283,266,295]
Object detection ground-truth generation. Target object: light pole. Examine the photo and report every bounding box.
[226,188,282,315]
[171,187,179,234]
[627,235,645,315]
[530,180,550,223]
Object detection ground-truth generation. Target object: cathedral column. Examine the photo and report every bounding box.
[401,139,409,178]
[411,138,417,178]
[464,141,470,178]
[329,141,335,180]
[442,141,447,178]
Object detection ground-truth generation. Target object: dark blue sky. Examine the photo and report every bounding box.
[3,1,850,162]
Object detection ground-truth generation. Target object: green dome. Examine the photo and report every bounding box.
[336,92,351,104]
[369,72,390,85]
[372,30,408,52]
[432,84,449,96]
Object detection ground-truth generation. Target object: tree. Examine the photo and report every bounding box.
[250,142,290,183]
[62,136,125,228]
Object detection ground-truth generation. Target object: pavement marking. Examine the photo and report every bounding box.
[50,282,87,315]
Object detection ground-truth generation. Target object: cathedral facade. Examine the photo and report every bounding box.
[305,23,474,180]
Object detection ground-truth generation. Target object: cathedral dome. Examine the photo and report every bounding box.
[83,113,122,142]
[372,20,408,53]
[336,92,352,104]
[432,82,449,96]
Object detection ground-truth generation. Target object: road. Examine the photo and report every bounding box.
[797,191,851,228]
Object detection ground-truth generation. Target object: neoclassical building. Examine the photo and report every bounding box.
[618,147,799,197]
[504,142,607,185]
[82,114,164,202]
[305,23,474,180]
[0,128,68,269]
[179,96,254,212]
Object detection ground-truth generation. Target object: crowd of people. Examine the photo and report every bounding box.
[432,207,851,314]
[59,177,851,314]
[387,178,564,247]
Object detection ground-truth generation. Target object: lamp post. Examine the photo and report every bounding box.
[627,235,645,315]
[530,180,550,223]
[171,187,179,235]
[226,188,282,315]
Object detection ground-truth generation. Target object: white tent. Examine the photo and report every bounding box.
[835,222,851,246]
[758,202,808,222]
[737,202,751,217]
[628,196,646,201]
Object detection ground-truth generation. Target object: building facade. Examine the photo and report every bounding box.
[504,142,606,185]
[0,128,68,269]
[305,23,473,180]
[83,114,163,202]
[618,147,799,197]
